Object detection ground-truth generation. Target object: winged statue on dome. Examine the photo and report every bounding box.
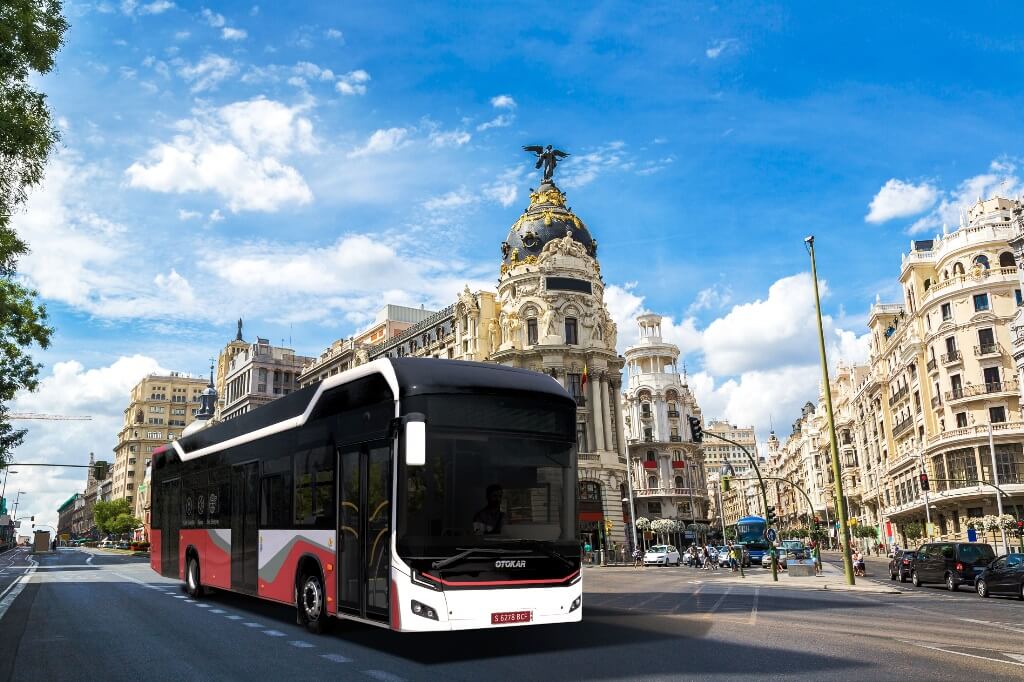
[523,144,569,182]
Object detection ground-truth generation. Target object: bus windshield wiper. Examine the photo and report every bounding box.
[488,539,575,569]
[431,547,530,570]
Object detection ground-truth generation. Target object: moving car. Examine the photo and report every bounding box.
[889,549,913,582]
[911,542,996,590]
[644,545,681,566]
[975,554,1024,600]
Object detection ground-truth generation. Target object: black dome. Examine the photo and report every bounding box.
[501,180,596,266]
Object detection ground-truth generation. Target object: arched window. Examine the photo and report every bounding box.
[1000,251,1016,268]
[943,269,949,280]
[647,476,657,489]
[973,254,990,270]
[953,262,965,276]
[923,278,931,291]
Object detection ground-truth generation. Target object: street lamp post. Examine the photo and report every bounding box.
[11,491,26,521]
[1,468,18,503]
[806,235,856,586]
[918,448,932,540]
[987,422,1009,553]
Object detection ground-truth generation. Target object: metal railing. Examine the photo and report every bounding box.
[941,350,962,364]
[669,435,682,442]
[926,421,1024,446]
[927,358,937,372]
[634,487,703,498]
[888,385,909,407]
[974,343,1000,357]
[891,416,915,437]
[667,410,680,418]
[945,380,1019,401]
[930,395,941,409]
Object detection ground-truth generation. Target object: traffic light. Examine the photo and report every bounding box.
[687,416,703,443]
[721,475,731,492]
[766,506,777,526]
[93,460,109,481]
[919,471,930,491]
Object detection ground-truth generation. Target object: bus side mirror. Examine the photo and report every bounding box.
[405,413,426,467]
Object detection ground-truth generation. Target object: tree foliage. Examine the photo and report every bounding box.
[93,499,140,537]
[902,522,924,542]
[0,0,66,466]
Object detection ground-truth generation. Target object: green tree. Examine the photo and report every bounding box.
[0,0,66,466]
[93,499,139,537]
[902,522,924,543]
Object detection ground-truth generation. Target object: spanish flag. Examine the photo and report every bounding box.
[581,364,589,386]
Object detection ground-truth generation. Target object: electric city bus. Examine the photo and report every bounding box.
[733,515,770,564]
[149,358,581,633]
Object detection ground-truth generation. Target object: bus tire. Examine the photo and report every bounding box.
[186,555,204,598]
[299,570,327,634]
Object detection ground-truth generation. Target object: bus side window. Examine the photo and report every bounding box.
[294,445,335,528]
[260,455,292,528]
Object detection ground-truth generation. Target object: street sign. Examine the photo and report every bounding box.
[765,528,777,542]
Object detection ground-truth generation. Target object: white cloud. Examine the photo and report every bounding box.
[688,284,733,313]
[477,114,513,131]
[325,28,343,40]
[429,129,471,147]
[222,27,247,41]
[126,97,315,212]
[906,159,1023,234]
[336,69,370,96]
[347,127,409,159]
[482,167,523,207]
[9,355,169,531]
[178,54,237,92]
[201,7,225,27]
[138,0,174,14]
[174,30,190,40]
[423,189,475,212]
[865,179,939,223]
[490,94,516,109]
[177,208,201,220]
[706,38,740,59]
[208,208,224,222]
[559,141,627,188]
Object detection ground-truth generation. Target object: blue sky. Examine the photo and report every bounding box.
[10,1,1024,526]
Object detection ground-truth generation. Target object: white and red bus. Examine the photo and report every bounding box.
[150,358,582,632]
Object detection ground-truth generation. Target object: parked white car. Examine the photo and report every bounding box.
[644,545,681,566]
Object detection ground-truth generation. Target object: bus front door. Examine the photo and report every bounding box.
[338,441,391,623]
[161,478,180,579]
[231,461,259,593]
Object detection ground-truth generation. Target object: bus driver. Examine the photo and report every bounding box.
[473,484,505,535]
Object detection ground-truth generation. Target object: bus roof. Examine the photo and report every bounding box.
[167,358,572,463]
[736,516,766,524]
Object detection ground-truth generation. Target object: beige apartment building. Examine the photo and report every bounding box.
[703,420,759,476]
[112,372,208,516]
[221,338,315,420]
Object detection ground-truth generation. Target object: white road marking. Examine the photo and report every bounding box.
[748,586,759,625]
[363,670,404,681]
[289,641,315,648]
[243,622,263,628]
[209,609,226,614]
[702,586,733,619]
[959,617,1024,635]
[903,641,1024,668]
[1007,654,1024,663]
[0,557,36,623]
[193,603,211,608]
[86,556,94,565]
[321,654,353,663]
[225,615,243,620]
[262,629,287,637]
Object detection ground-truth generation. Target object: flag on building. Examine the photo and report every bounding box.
[581,364,589,386]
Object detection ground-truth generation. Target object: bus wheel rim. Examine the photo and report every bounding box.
[303,578,322,620]
[188,560,196,590]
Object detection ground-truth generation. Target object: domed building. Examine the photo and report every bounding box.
[489,176,628,552]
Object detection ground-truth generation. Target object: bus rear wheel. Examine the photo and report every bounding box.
[186,556,204,598]
[299,572,327,634]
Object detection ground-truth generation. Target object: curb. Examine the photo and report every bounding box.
[821,583,901,594]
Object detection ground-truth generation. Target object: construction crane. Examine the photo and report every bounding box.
[6,413,92,421]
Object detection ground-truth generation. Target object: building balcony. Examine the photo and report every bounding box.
[667,410,680,418]
[578,452,600,462]
[941,350,962,366]
[891,416,915,438]
[634,487,705,499]
[931,395,941,409]
[974,343,1002,358]
[920,263,1018,305]
[944,380,1019,404]
[926,420,1024,449]
[671,460,686,469]
[640,411,652,420]
[642,460,658,469]
[927,358,938,373]
[888,385,909,407]
[669,435,682,442]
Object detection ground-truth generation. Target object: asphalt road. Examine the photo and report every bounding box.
[1,547,1023,681]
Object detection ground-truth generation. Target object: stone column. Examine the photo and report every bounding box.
[592,375,606,452]
[601,377,614,451]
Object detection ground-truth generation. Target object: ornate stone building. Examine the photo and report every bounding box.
[221,338,314,420]
[622,314,708,532]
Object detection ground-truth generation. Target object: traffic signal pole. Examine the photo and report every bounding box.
[806,236,855,586]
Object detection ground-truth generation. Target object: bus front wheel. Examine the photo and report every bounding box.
[299,572,327,634]
[186,556,204,598]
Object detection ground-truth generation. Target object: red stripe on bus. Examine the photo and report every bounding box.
[419,570,580,587]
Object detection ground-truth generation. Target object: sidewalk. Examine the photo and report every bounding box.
[589,559,901,594]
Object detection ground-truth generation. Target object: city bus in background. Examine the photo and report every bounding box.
[733,515,769,565]
[149,358,581,633]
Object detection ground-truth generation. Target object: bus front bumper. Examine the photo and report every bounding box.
[394,581,583,632]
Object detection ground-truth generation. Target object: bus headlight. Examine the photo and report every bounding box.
[569,595,581,613]
[411,600,438,620]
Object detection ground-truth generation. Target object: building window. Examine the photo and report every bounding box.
[1017,289,1023,307]
[566,373,583,403]
[973,254,990,270]
[576,422,588,452]
[675,476,685,489]
[646,450,656,462]
[990,406,1007,424]
[640,402,652,418]
[955,412,968,428]
[672,450,684,462]
[973,293,990,311]
[147,431,162,439]
[941,302,952,321]
[953,262,965,276]
[564,317,578,345]
[647,476,657,489]
[1000,251,1016,268]
[527,318,538,345]
[643,427,653,441]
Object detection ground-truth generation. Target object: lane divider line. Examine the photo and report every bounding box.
[748,586,759,625]
[702,586,733,619]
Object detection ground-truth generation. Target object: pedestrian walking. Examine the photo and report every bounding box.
[632,546,643,568]
[812,542,822,575]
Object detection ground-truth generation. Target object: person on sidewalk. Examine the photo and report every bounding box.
[812,542,822,575]
[632,546,643,568]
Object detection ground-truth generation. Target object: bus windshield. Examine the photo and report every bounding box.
[735,517,767,548]
[397,428,576,558]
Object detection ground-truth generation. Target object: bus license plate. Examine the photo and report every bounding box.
[491,610,532,625]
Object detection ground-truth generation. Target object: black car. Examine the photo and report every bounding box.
[911,542,996,591]
[888,549,913,582]
[976,554,1024,600]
